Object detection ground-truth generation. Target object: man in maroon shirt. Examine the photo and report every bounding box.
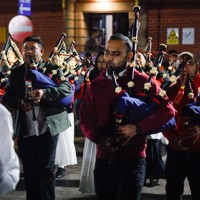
[80,33,176,200]
[163,52,200,200]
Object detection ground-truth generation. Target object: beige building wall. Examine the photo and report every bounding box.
[64,0,75,48]
[63,1,147,53]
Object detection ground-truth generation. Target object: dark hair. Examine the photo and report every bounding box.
[168,49,178,57]
[89,51,105,81]
[109,33,133,52]
[94,51,105,67]
[85,52,92,57]
[89,27,100,36]
[23,36,44,46]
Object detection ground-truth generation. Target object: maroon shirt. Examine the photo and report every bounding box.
[80,67,176,159]
[163,74,200,152]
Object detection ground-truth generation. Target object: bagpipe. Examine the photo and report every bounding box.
[25,32,93,115]
[181,79,200,126]
[113,54,190,123]
[0,34,23,68]
[24,33,74,110]
[58,40,93,80]
[59,41,82,77]
[0,34,24,96]
[113,6,174,128]
[140,42,167,100]
[62,41,94,99]
[178,53,200,146]
[25,63,74,108]
[46,32,67,66]
[105,6,195,152]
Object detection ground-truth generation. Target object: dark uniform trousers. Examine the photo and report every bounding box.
[165,145,200,200]
[18,131,59,200]
[94,157,146,200]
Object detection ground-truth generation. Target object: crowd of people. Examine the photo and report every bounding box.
[0,25,200,200]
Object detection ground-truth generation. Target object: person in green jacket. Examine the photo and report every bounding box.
[2,36,73,200]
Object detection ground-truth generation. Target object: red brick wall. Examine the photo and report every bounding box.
[1,1,200,59]
[0,0,64,60]
[0,11,64,60]
[30,12,65,60]
[147,9,200,55]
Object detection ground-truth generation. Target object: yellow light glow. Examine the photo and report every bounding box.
[95,2,113,10]
[96,0,110,2]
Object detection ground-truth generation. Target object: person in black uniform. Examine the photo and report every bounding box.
[2,36,73,200]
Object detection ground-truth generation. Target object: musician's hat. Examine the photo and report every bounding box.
[178,51,196,65]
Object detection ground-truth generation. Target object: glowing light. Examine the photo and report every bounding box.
[96,0,110,2]
[95,2,113,11]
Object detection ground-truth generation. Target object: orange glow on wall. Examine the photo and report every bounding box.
[76,0,127,2]
[95,0,110,2]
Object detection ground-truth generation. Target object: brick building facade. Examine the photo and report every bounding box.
[0,0,200,59]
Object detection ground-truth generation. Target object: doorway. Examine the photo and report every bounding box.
[84,13,129,46]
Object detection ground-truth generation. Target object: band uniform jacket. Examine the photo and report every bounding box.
[80,67,176,160]
[2,60,73,138]
[163,74,200,152]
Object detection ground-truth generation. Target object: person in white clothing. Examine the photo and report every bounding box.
[79,51,106,193]
[53,47,78,178]
[55,112,77,178]
[0,103,20,196]
[145,132,168,187]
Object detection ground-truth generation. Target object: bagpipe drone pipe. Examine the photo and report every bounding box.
[127,6,141,81]
[0,34,24,97]
[60,40,93,79]
[61,43,94,99]
[0,34,23,68]
[140,40,167,99]
[48,39,83,98]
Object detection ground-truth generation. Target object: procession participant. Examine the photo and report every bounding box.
[162,49,178,71]
[163,51,200,200]
[53,44,78,178]
[88,51,106,81]
[2,36,73,200]
[84,27,104,57]
[0,103,20,197]
[79,33,176,200]
[72,57,92,130]
[79,50,106,194]
[134,51,167,187]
